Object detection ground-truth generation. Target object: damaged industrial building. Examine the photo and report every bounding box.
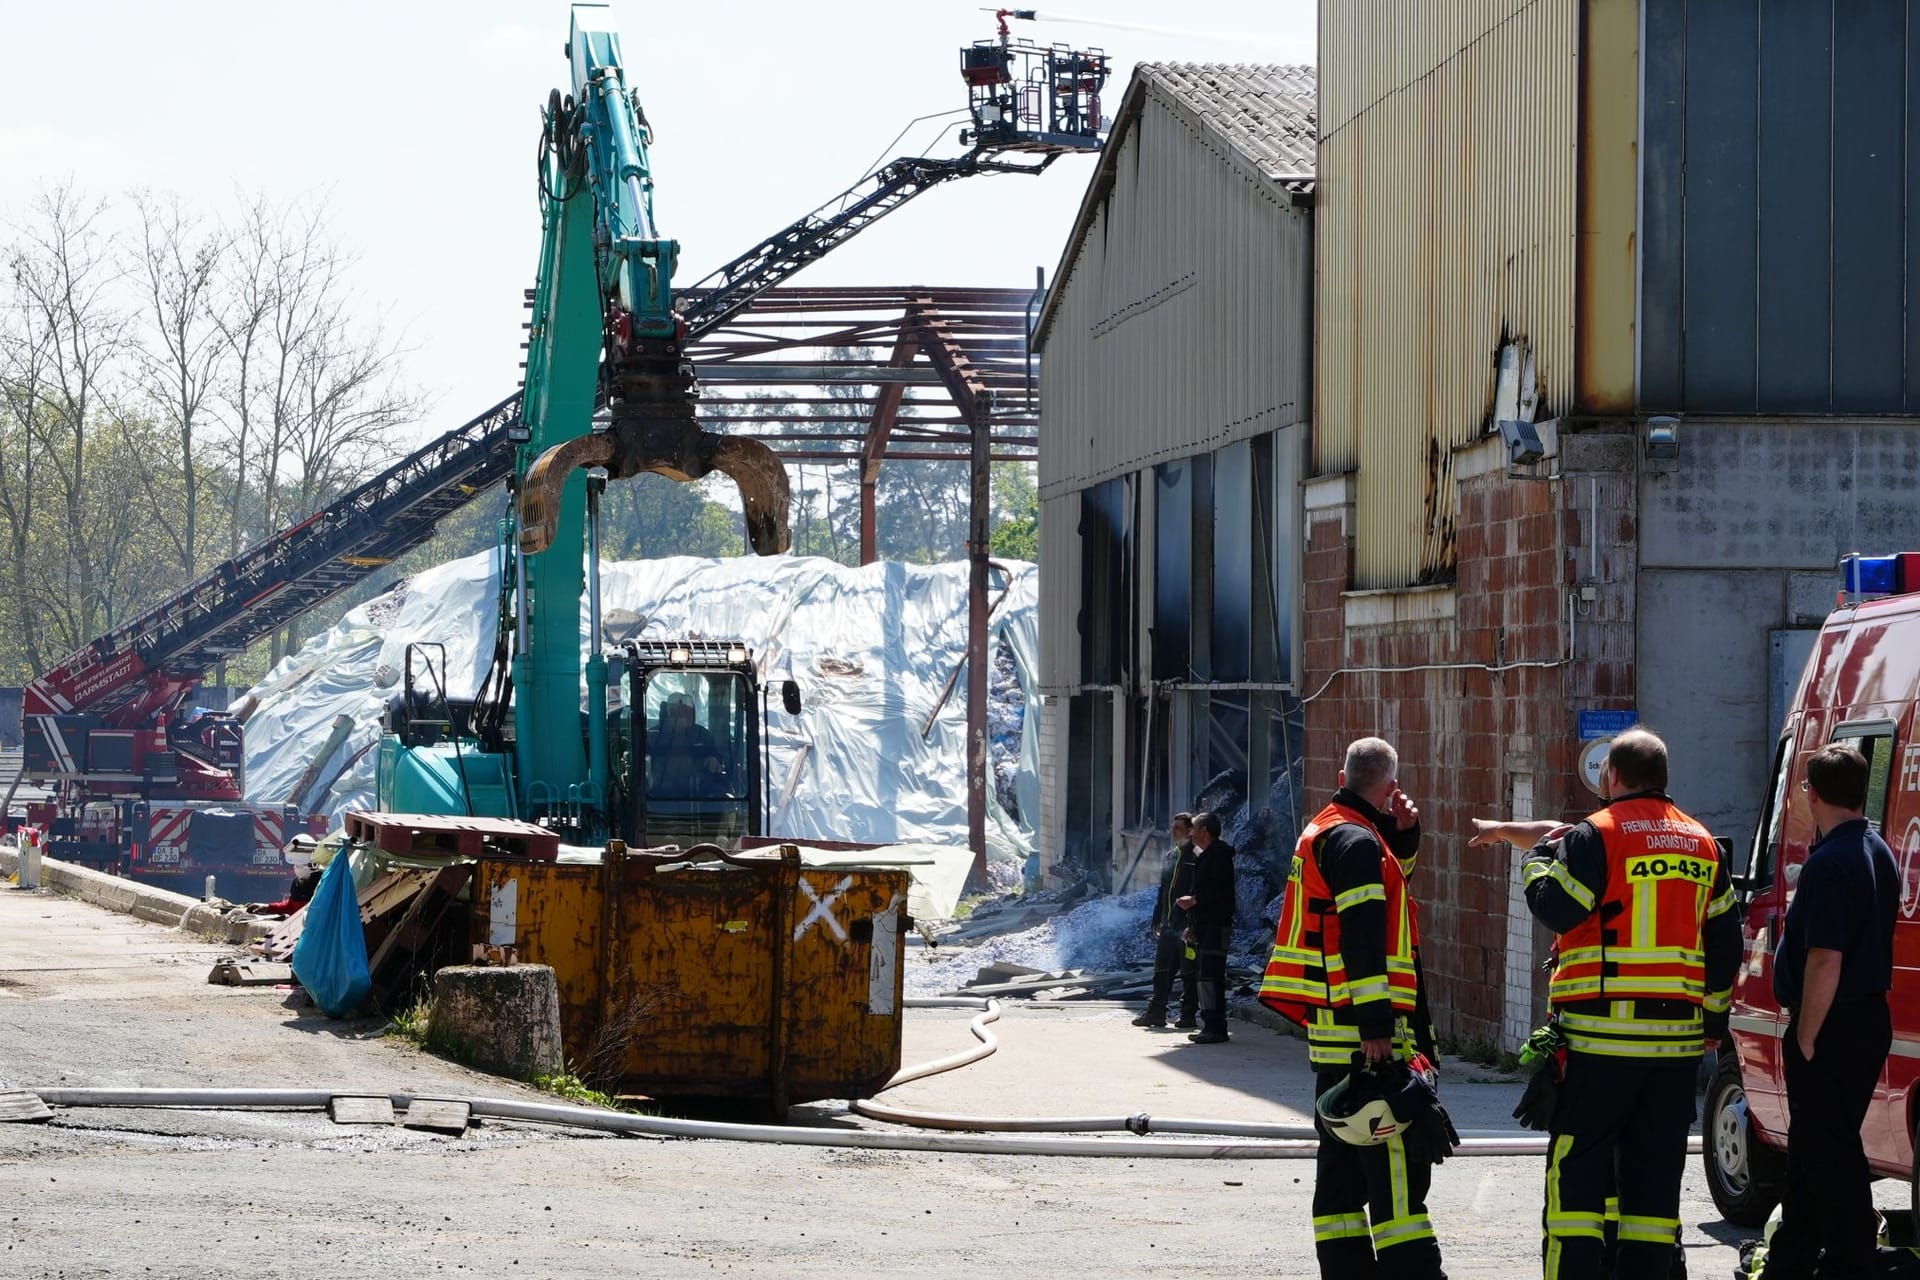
[1031,4,1920,1051]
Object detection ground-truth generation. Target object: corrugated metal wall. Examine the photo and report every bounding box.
[1317,0,1580,587]
[1641,0,1920,414]
[1036,85,1314,506]
[1037,493,1083,693]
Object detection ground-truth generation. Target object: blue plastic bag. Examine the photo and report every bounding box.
[290,851,371,1017]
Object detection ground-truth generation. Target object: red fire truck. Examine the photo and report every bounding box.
[1706,551,1920,1225]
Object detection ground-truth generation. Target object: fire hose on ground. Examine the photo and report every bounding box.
[20,997,1704,1159]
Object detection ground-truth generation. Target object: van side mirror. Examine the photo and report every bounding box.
[781,680,802,716]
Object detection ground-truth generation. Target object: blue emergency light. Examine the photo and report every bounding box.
[1841,552,1920,598]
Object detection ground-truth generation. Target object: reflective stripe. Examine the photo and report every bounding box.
[1373,1213,1436,1249]
[1308,1011,1415,1065]
[1707,887,1735,918]
[1559,1004,1704,1056]
[1565,1036,1704,1058]
[1347,976,1393,1003]
[1558,1011,1703,1037]
[1523,859,1555,887]
[1702,987,1732,1015]
[1617,1214,1679,1244]
[1334,883,1386,912]
[1545,860,1596,911]
[1595,946,1703,965]
[1312,1212,1371,1243]
[1545,1213,1607,1239]
[1387,1129,1411,1221]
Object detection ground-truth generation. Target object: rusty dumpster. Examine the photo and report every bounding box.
[470,844,909,1109]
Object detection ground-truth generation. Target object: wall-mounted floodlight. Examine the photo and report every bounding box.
[1497,419,1545,467]
[1646,417,1680,461]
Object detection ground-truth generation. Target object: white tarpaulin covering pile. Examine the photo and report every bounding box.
[241,550,1039,878]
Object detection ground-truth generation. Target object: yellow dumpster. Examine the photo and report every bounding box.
[471,844,909,1110]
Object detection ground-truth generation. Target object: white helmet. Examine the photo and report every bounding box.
[1316,1069,1404,1146]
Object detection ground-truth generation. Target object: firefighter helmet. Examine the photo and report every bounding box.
[1316,1063,1404,1146]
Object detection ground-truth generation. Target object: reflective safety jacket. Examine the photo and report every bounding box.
[1525,792,1739,1058]
[1260,801,1420,1028]
[1547,799,1716,1004]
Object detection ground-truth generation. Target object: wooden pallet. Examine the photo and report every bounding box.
[344,811,561,862]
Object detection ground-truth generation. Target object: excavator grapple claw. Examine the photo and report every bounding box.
[519,418,791,557]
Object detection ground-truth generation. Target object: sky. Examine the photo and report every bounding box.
[0,1,1314,438]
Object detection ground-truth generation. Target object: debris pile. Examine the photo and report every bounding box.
[906,885,1274,1000]
[241,551,1040,864]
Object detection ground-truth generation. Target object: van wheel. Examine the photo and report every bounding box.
[1705,1053,1784,1227]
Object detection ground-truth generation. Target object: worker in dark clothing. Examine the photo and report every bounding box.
[1760,743,1897,1280]
[1474,728,1739,1280]
[1177,810,1236,1044]
[650,695,725,796]
[1261,736,1444,1280]
[1134,812,1198,1029]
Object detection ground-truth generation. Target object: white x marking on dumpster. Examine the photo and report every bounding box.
[794,875,853,942]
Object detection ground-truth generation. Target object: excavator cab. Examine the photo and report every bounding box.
[611,639,780,850]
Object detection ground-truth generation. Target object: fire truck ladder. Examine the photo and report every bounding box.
[28,396,522,720]
[21,135,1074,749]
[674,151,1045,338]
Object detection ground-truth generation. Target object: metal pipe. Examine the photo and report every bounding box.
[24,1087,1616,1160]
[20,999,1705,1160]
[585,472,609,818]
[514,540,529,652]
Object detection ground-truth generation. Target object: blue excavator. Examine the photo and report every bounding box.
[371,4,1108,852]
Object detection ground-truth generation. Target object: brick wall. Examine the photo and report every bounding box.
[1299,433,1637,1047]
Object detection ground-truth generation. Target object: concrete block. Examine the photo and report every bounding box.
[428,964,564,1080]
[328,1095,396,1125]
[176,901,233,939]
[401,1099,470,1134]
[0,1090,53,1123]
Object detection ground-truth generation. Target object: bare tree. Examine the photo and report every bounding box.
[0,241,54,675]
[6,184,127,646]
[124,190,226,575]
[211,195,419,660]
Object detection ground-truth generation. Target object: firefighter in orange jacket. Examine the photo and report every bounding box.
[1477,728,1740,1280]
[1261,736,1445,1280]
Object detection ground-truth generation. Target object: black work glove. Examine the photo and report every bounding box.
[1399,1098,1460,1166]
[1512,1059,1560,1132]
[1383,1057,1458,1167]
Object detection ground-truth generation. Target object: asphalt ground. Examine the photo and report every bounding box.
[0,883,1883,1279]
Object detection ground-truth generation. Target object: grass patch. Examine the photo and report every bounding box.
[387,997,432,1047]
[534,1072,621,1109]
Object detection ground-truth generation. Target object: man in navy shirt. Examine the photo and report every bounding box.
[1764,743,1898,1280]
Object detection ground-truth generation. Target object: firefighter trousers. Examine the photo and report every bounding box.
[1543,1052,1695,1280]
[1311,1067,1446,1280]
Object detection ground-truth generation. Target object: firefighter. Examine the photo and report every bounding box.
[1260,736,1445,1280]
[1482,728,1740,1280]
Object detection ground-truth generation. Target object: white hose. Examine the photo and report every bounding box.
[26,1086,1569,1159]
[20,997,1702,1157]
[860,997,1704,1155]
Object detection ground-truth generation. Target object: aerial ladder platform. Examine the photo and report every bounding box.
[12,11,1106,885]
